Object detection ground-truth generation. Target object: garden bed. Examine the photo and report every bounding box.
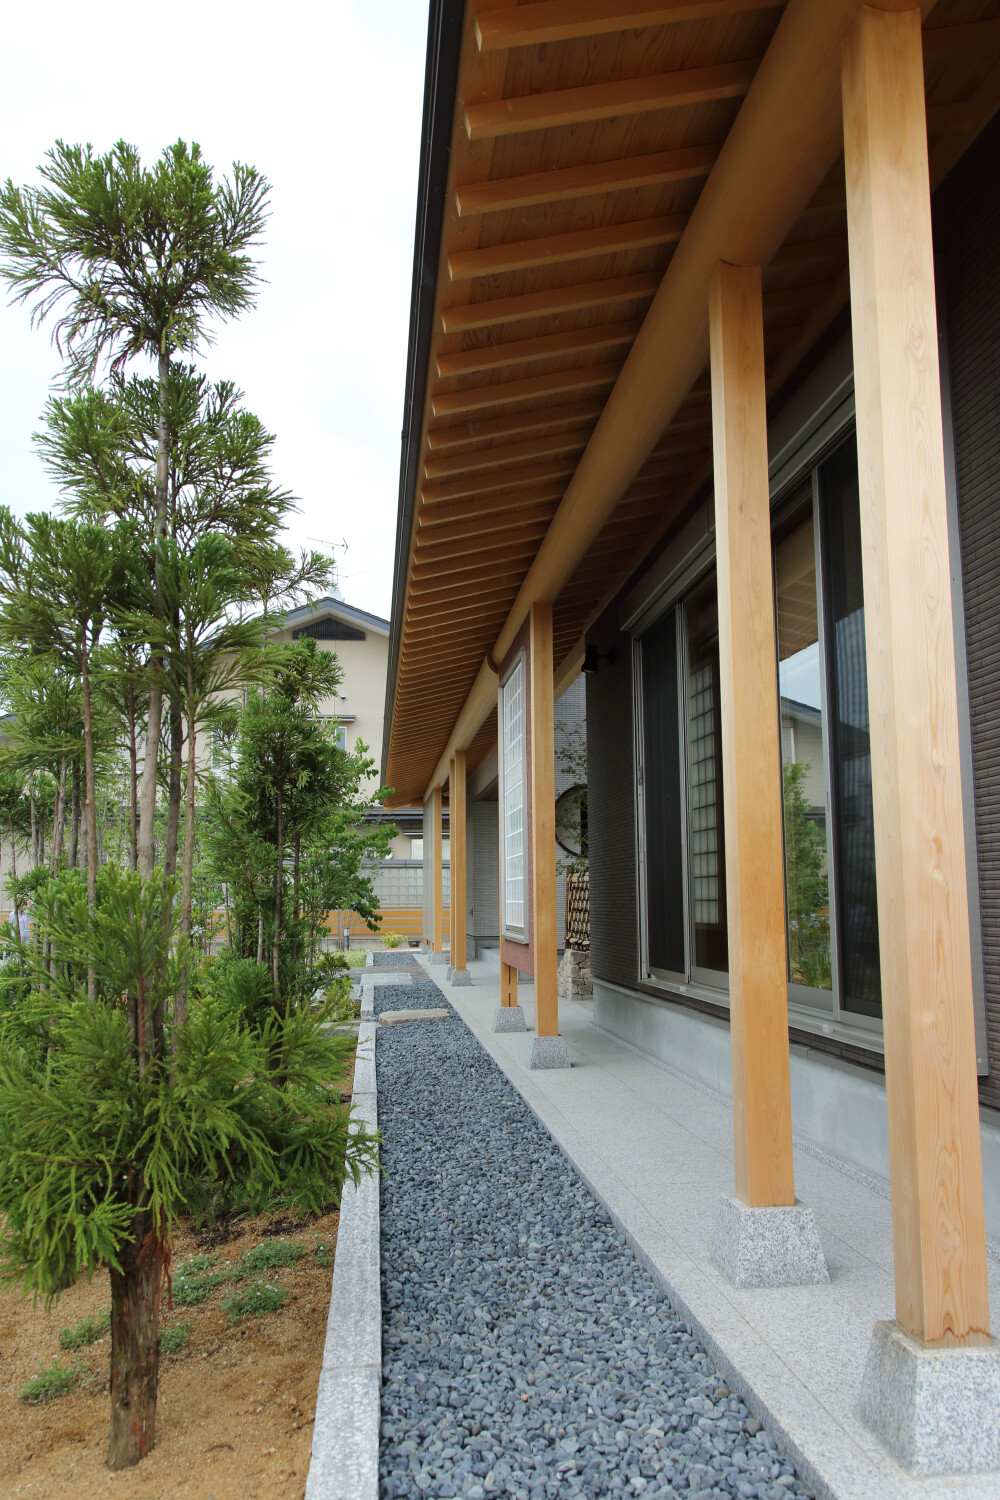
[0,1058,357,1499]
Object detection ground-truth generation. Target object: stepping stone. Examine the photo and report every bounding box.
[378,1008,450,1026]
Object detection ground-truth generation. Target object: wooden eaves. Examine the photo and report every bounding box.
[383,0,1000,809]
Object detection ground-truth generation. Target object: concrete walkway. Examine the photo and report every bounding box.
[419,954,1000,1500]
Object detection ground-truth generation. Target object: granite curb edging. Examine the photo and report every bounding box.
[304,1009,381,1500]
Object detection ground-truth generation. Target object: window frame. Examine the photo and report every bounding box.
[499,649,529,944]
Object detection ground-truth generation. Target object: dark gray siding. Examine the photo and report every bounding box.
[935,114,1000,1112]
[586,611,639,987]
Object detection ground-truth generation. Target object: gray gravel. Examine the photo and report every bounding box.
[376,975,814,1500]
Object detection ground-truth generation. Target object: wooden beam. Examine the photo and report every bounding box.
[431,363,620,418]
[465,60,756,140]
[424,660,499,799]
[441,275,659,334]
[417,500,559,546]
[422,456,575,505]
[425,427,591,479]
[448,216,686,281]
[426,785,445,952]
[476,0,780,50]
[419,482,566,526]
[427,400,606,448]
[529,601,559,1038]
[436,319,640,378]
[412,544,541,584]
[842,3,990,1349]
[456,143,720,216]
[415,525,551,567]
[709,260,795,1210]
[450,751,468,971]
[501,961,518,1008]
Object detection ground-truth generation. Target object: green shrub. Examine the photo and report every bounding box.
[172,1252,241,1305]
[318,951,353,973]
[20,1359,79,1404]
[222,1279,289,1323]
[239,1237,303,1274]
[60,1308,110,1350]
[382,931,403,950]
[159,1320,192,1356]
[312,1236,334,1268]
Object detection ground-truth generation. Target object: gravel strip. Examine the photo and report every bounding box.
[376,976,814,1500]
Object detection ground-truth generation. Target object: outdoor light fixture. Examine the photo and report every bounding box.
[582,643,617,674]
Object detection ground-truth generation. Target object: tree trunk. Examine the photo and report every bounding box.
[256,912,264,966]
[138,348,171,882]
[175,693,198,1031]
[69,762,81,871]
[292,836,300,970]
[29,783,37,870]
[163,699,182,884]
[107,1217,164,1471]
[81,643,99,1003]
[127,684,138,873]
[272,792,283,999]
[50,757,65,875]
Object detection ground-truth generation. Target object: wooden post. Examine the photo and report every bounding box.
[530,601,559,1037]
[427,783,445,954]
[842,4,990,1347]
[450,750,468,971]
[501,961,518,1009]
[709,260,796,1209]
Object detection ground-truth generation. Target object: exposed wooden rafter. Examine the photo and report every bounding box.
[455,143,720,216]
[448,215,685,280]
[426,399,607,448]
[464,60,757,140]
[475,0,781,53]
[435,319,640,378]
[430,363,620,417]
[440,274,659,334]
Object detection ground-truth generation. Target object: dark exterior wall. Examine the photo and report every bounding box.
[934,113,1000,1111]
[586,610,639,988]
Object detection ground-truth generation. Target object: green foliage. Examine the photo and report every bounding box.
[323,977,360,1026]
[0,868,378,1306]
[0,139,270,386]
[312,1236,334,1268]
[221,1279,289,1323]
[782,760,832,990]
[60,1308,110,1350]
[20,1359,80,1404]
[158,1320,192,1356]
[381,932,403,950]
[239,1237,303,1274]
[317,950,354,973]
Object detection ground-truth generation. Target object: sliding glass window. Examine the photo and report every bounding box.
[635,428,882,1033]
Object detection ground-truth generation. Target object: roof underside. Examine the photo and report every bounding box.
[386,0,1000,806]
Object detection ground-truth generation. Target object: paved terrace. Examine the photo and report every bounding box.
[413,955,1000,1500]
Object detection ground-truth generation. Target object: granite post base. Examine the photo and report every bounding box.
[491,1005,527,1033]
[859,1321,1000,1475]
[428,951,449,967]
[529,1035,571,1070]
[711,1195,829,1288]
[450,969,472,986]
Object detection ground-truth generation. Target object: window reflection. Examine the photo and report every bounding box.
[775,505,833,991]
[685,578,728,974]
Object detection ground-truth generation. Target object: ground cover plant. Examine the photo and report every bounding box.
[0,139,391,1473]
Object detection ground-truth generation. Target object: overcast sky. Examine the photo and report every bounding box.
[0,0,428,619]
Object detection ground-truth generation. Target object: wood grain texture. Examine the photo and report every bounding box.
[530,602,560,1037]
[431,364,620,417]
[476,0,781,50]
[843,3,990,1348]
[440,276,659,334]
[465,61,756,139]
[456,144,720,216]
[436,320,640,378]
[501,960,519,1007]
[426,785,446,953]
[709,260,795,1210]
[447,217,686,280]
[450,751,468,969]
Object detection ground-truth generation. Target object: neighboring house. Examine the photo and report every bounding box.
[382,1,1000,1479]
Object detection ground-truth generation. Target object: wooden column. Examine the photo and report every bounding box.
[501,962,518,1009]
[842,4,990,1347]
[709,260,796,1209]
[530,601,559,1037]
[427,783,445,954]
[449,750,468,971]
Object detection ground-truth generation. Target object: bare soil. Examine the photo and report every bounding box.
[0,1058,357,1499]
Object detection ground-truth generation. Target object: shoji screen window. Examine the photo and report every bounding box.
[499,652,527,941]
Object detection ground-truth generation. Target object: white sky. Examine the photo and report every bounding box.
[0,0,428,620]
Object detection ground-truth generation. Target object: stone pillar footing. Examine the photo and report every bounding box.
[711,1195,829,1288]
[450,969,472,986]
[529,1035,571,1070]
[428,951,449,967]
[859,1321,1000,1475]
[492,1005,527,1033]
